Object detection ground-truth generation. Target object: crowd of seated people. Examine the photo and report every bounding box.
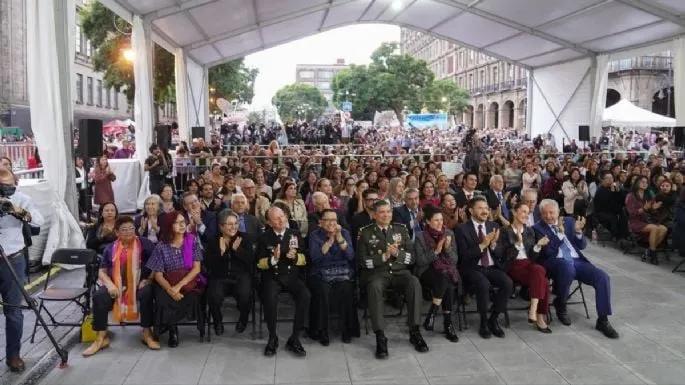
[81,131,685,359]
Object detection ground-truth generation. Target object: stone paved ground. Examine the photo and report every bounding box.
[3,244,685,385]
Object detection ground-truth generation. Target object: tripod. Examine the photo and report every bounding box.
[0,245,69,367]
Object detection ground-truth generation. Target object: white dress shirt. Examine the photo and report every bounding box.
[471,219,494,267]
[0,191,45,255]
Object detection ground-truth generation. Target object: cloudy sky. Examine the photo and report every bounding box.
[244,24,400,108]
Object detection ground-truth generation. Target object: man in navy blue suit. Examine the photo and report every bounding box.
[533,199,619,339]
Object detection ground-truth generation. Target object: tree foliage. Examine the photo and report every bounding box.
[271,83,327,123]
[247,111,264,125]
[81,1,258,108]
[332,42,469,121]
[208,60,259,105]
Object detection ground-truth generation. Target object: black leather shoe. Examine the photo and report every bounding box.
[286,337,307,357]
[341,331,352,344]
[214,323,224,336]
[423,312,436,331]
[375,334,389,359]
[410,330,429,353]
[478,323,492,339]
[488,318,505,338]
[596,319,619,339]
[534,323,553,334]
[6,355,25,373]
[444,320,459,342]
[235,320,247,334]
[319,330,330,346]
[556,312,572,326]
[168,326,179,348]
[264,335,279,357]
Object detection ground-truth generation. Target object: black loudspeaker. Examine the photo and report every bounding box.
[78,119,103,158]
[674,126,684,147]
[578,125,590,142]
[155,124,171,149]
[191,126,205,139]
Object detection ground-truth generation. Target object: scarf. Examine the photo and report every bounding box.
[111,237,142,323]
[183,233,207,286]
[422,226,458,283]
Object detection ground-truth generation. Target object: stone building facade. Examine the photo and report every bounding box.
[295,59,349,105]
[400,28,674,131]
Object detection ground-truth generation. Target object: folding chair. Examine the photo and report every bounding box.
[30,248,99,343]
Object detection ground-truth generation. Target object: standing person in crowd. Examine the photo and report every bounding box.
[135,195,163,243]
[308,209,358,345]
[625,176,669,264]
[275,181,308,234]
[113,140,134,159]
[146,211,206,347]
[413,205,460,342]
[534,199,619,339]
[145,145,169,197]
[86,202,119,254]
[256,207,310,357]
[455,196,512,339]
[75,156,90,218]
[83,216,159,357]
[90,156,116,207]
[357,200,428,359]
[593,173,628,241]
[501,202,552,333]
[205,209,255,335]
[0,167,44,372]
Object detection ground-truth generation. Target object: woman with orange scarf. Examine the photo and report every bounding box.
[83,216,159,357]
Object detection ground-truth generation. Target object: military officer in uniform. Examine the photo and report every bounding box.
[357,200,428,359]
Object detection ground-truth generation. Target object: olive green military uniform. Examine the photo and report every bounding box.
[357,223,422,331]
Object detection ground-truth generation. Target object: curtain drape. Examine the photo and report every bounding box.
[590,55,609,139]
[133,16,154,207]
[673,37,685,127]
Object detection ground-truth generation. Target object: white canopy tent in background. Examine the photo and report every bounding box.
[24,0,685,246]
[603,98,677,127]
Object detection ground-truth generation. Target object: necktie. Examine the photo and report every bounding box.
[239,215,246,232]
[552,225,574,261]
[498,192,510,218]
[381,228,388,241]
[467,192,473,201]
[477,224,489,266]
[410,210,420,238]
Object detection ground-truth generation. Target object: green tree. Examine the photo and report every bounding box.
[331,65,378,121]
[209,60,259,105]
[272,83,327,123]
[247,111,264,125]
[422,79,470,116]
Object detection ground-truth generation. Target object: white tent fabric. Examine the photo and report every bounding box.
[602,99,677,127]
[674,37,685,126]
[133,16,155,208]
[26,0,84,264]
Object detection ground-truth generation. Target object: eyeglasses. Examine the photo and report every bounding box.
[118,227,136,233]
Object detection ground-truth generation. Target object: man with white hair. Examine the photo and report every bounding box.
[307,191,348,236]
[230,193,263,238]
[533,199,619,339]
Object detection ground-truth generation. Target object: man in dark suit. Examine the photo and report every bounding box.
[257,207,311,357]
[230,193,263,242]
[483,175,511,221]
[455,196,512,339]
[392,188,422,240]
[199,182,227,212]
[533,199,619,339]
[350,188,379,245]
[181,192,217,242]
[454,172,481,208]
[307,191,348,236]
[521,188,541,226]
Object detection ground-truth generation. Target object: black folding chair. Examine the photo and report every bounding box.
[30,248,99,343]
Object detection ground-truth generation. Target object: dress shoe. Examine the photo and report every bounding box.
[264,335,279,357]
[318,330,330,346]
[168,326,179,348]
[6,355,25,373]
[423,304,438,331]
[141,331,161,350]
[409,329,429,353]
[534,323,553,334]
[235,319,247,334]
[556,311,572,326]
[341,331,352,344]
[375,333,389,359]
[285,337,307,357]
[488,318,505,338]
[596,319,619,339]
[214,323,225,336]
[82,331,110,357]
[444,319,459,342]
[478,322,492,339]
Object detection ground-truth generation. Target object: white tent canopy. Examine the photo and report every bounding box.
[603,98,677,127]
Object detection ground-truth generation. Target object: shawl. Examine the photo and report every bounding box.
[111,237,142,323]
[422,226,458,283]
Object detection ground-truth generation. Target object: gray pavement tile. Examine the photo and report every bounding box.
[274,341,350,384]
[428,373,505,385]
[556,364,646,385]
[414,342,495,377]
[123,343,211,385]
[496,367,569,385]
[198,341,275,385]
[623,360,685,385]
[344,343,426,382]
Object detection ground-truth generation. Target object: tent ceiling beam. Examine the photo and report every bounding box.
[614,0,685,28]
[181,5,223,60]
[319,0,334,31]
[144,0,222,21]
[534,0,612,29]
[432,0,594,56]
[358,0,377,22]
[252,0,265,48]
[186,0,356,50]
[390,0,419,23]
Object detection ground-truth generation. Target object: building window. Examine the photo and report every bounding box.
[75,25,82,54]
[86,77,93,105]
[508,63,514,79]
[319,71,333,80]
[492,67,498,84]
[86,40,92,57]
[106,88,111,108]
[468,73,473,90]
[76,74,83,104]
[113,89,119,110]
[318,83,330,90]
[96,80,103,107]
[299,70,314,79]
[447,56,454,74]
[479,70,484,87]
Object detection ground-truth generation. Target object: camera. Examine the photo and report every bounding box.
[0,184,15,216]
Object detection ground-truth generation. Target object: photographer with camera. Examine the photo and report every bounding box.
[0,167,44,372]
[145,144,169,196]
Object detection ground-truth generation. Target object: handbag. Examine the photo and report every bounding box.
[165,269,200,294]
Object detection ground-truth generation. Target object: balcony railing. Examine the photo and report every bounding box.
[467,78,528,95]
[608,56,672,73]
